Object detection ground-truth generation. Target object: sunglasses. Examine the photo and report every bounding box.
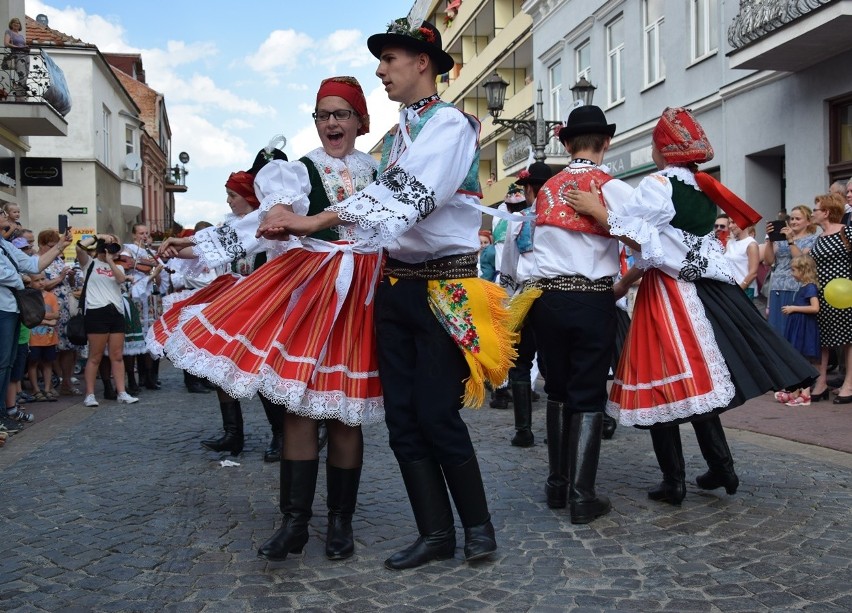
[714,224,728,229]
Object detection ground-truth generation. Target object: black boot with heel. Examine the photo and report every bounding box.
[648,425,686,505]
[200,401,244,456]
[258,459,319,561]
[693,415,739,494]
[443,456,496,561]
[510,381,534,447]
[325,464,361,560]
[567,412,611,524]
[545,400,569,508]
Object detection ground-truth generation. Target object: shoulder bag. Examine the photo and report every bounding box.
[0,241,46,328]
[66,261,95,346]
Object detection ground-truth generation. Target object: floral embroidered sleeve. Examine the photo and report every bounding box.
[254,159,312,217]
[190,209,267,270]
[328,108,478,248]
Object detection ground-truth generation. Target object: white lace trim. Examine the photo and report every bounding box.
[259,189,307,216]
[660,166,700,190]
[607,211,666,269]
[606,275,735,426]
[162,327,383,426]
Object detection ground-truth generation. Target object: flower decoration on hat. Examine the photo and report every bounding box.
[386,17,435,43]
[504,182,525,204]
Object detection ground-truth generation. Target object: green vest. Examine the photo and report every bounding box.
[670,177,717,236]
[299,156,341,241]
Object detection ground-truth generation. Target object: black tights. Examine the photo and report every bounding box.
[284,413,362,469]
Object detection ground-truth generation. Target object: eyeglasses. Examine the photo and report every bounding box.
[813,208,823,212]
[312,110,354,122]
[0,211,7,217]
[714,224,728,229]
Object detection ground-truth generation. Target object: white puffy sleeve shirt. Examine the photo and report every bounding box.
[329,107,481,264]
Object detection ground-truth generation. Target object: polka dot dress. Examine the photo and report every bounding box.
[811,226,852,347]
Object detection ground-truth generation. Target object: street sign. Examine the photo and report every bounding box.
[67,206,88,215]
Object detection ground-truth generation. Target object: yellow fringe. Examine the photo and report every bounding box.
[461,281,519,409]
[507,287,542,333]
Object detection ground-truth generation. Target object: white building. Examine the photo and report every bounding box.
[24,15,142,237]
[523,0,852,221]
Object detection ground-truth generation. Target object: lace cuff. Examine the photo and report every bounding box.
[191,224,247,270]
[607,211,666,269]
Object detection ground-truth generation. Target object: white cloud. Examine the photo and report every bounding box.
[168,106,252,170]
[173,196,230,227]
[245,29,314,72]
[289,122,322,159]
[356,84,400,152]
[297,103,313,114]
[223,118,253,131]
[286,83,309,91]
[28,0,132,51]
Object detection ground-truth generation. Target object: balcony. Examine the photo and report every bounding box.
[0,47,70,136]
[728,0,852,71]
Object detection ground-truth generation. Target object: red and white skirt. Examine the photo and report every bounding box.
[154,240,385,426]
[607,269,735,427]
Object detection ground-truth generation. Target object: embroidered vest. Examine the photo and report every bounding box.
[535,167,613,238]
[669,177,717,236]
[379,100,482,198]
[300,155,377,241]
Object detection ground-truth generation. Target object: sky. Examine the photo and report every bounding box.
[26,0,410,227]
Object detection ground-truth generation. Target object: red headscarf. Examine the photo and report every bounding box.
[316,76,370,136]
[225,171,259,209]
[653,107,761,229]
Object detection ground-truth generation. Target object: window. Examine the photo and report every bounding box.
[606,16,625,106]
[548,61,562,121]
[829,94,852,182]
[575,39,591,81]
[102,107,111,166]
[125,125,135,156]
[643,0,665,86]
[691,0,718,62]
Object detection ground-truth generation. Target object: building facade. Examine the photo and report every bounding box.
[523,0,852,220]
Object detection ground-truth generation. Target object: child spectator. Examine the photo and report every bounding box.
[776,255,821,406]
[26,272,59,404]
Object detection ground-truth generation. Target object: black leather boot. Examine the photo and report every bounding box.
[258,459,318,561]
[317,420,328,452]
[545,400,569,509]
[648,425,686,505]
[100,360,117,400]
[260,396,284,462]
[144,358,161,390]
[693,415,739,494]
[124,356,140,394]
[133,357,147,394]
[443,456,496,561]
[601,414,617,440]
[384,457,456,570]
[184,371,210,394]
[510,381,534,447]
[567,412,611,524]
[325,464,361,560]
[489,386,510,409]
[200,401,244,456]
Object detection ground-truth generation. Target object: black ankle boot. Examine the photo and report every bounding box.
[489,386,510,409]
[325,464,361,560]
[510,381,534,447]
[568,412,611,524]
[259,396,284,462]
[693,416,739,494]
[443,456,496,561]
[258,459,318,561]
[263,432,282,462]
[648,425,686,505]
[99,361,116,400]
[201,401,244,456]
[601,414,617,440]
[384,458,456,570]
[545,400,569,508]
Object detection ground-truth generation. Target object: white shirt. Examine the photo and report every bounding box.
[84,259,124,311]
[330,105,481,264]
[725,235,758,290]
[531,163,634,282]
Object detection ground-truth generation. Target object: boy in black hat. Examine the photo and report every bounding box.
[258,17,513,570]
[524,105,635,524]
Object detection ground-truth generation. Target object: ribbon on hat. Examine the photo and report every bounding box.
[694,172,761,229]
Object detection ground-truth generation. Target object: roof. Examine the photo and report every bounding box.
[110,67,163,142]
[24,16,94,48]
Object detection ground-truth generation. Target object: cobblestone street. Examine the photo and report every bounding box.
[2,365,851,612]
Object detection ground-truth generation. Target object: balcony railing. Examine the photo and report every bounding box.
[728,0,835,49]
[0,47,71,115]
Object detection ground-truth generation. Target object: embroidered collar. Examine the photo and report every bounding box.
[570,158,598,166]
[660,166,700,190]
[408,94,441,112]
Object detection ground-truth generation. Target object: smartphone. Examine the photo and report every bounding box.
[767,220,786,242]
[58,214,69,234]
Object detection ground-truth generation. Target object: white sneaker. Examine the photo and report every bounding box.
[83,394,99,407]
[117,392,139,404]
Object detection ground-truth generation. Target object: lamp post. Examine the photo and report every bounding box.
[167,151,190,186]
[483,73,560,164]
[483,73,597,164]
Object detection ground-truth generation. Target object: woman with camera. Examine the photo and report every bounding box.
[76,235,138,407]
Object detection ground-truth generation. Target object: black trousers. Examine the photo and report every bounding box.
[529,290,615,412]
[508,320,538,384]
[375,277,475,465]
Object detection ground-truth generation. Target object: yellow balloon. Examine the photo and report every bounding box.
[824,278,852,309]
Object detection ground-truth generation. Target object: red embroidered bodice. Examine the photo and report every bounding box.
[535,167,613,237]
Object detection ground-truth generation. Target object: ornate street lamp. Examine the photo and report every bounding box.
[483,73,561,163]
[569,76,597,106]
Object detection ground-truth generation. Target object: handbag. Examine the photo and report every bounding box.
[66,261,95,346]
[0,241,46,328]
